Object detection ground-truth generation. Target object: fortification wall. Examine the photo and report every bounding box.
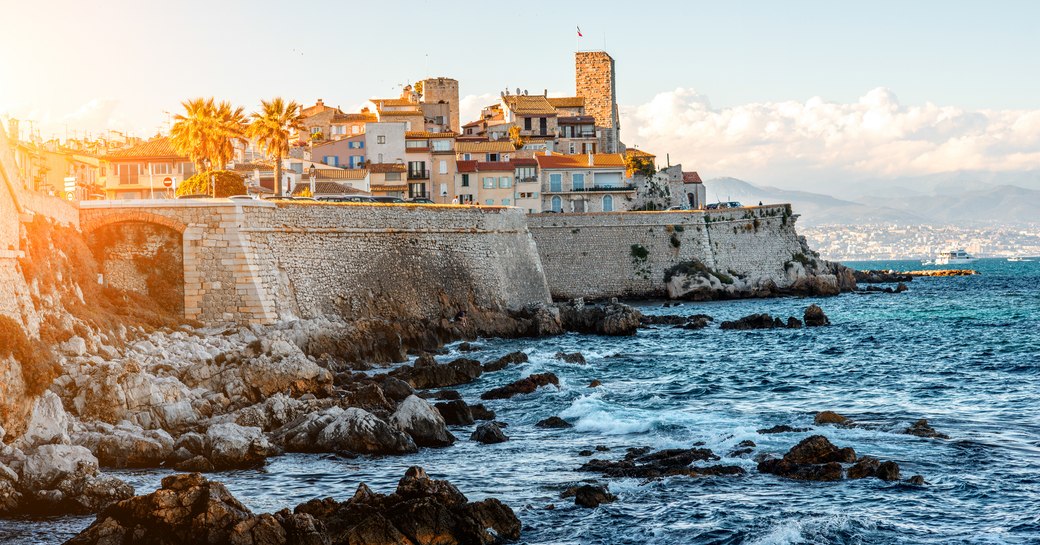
[528,205,805,299]
[242,203,551,322]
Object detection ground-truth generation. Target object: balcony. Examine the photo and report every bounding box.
[407,170,429,180]
[515,176,538,184]
[544,184,636,193]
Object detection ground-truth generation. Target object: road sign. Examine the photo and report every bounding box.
[63,176,77,191]
[163,177,173,188]
[66,192,75,201]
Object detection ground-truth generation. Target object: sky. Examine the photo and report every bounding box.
[2,0,1039,190]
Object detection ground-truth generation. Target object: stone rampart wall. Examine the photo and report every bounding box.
[528,205,805,299]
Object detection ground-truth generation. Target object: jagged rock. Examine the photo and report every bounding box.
[903,419,950,439]
[17,444,134,515]
[457,342,482,352]
[804,304,830,327]
[377,376,414,403]
[15,391,72,449]
[757,424,809,434]
[908,475,926,485]
[683,315,714,329]
[272,407,417,455]
[573,484,616,508]
[589,380,602,388]
[814,411,849,425]
[554,352,586,364]
[757,435,856,482]
[431,389,462,401]
[390,395,455,447]
[206,422,277,469]
[469,404,496,421]
[173,455,214,472]
[389,357,483,389]
[435,399,475,426]
[342,382,396,414]
[579,447,742,479]
[481,373,560,400]
[721,314,780,330]
[471,422,508,444]
[482,351,528,372]
[557,299,642,336]
[61,336,88,357]
[535,416,573,429]
[786,317,803,328]
[853,270,914,283]
[72,422,174,468]
[846,456,880,479]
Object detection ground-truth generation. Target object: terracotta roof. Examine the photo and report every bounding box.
[367,163,407,173]
[371,98,415,107]
[378,110,423,117]
[474,161,515,172]
[332,112,377,123]
[626,148,656,158]
[291,181,370,196]
[462,119,483,128]
[455,141,516,154]
[406,131,457,139]
[104,137,185,160]
[547,96,585,108]
[312,168,368,180]
[369,183,407,190]
[534,153,626,170]
[512,158,538,167]
[302,100,343,117]
[456,160,478,173]
[683,171,703,184]
[502,95,557,116]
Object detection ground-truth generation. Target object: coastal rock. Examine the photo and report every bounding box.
[480,373,560,400]
[903,419,950,439]
[757,425,810,434]
[272,407,417,455]
[589,380,602,388]
[579,447,742,479]
[390,395,455,447]
[555,352,586,364]
[573,484,616,508]
[72,422,174,468]
[205,422,277,469]
[847,457,901,481]
[757,435,855,482]
[482,351,528,372]
[721,314,783,330]
[853,270,914,284]
[435,399,475,426]
[469,404,496,421]
[14,391,72,449]
[804,304,830,327]
[17,444,134,514]
[535,416,573,429]
[557,298,642,336]
[390,357,483,389]
[814,411,849,425]
[471,422,508,444]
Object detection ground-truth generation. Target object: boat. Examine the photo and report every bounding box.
[1008,257,1034,262]
[934,249,976,265]
[921,259,934,265]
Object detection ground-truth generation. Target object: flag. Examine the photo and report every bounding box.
[577,26,583,37]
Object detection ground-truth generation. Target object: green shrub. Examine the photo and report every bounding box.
[0,315,59,398]
[176,170,246,198]
[630,244,649,260]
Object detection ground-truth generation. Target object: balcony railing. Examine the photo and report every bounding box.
[515,176,538,184]
[407,170,429,180]
[544,184,636,193]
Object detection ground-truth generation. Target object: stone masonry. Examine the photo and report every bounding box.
[575,51,621,154]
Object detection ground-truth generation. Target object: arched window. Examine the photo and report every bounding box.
[551,196,562,212]
[602,195,614,212]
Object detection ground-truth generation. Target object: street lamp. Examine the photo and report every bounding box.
[203,158,213,198]
[309,165,316,197]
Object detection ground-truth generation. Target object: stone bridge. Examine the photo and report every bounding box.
[78,200,552,325]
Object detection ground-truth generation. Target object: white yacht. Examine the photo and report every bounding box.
[1008,256,1033,262]
[935,249,976,265]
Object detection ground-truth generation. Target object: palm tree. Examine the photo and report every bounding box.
[248,98,303,196]
[211,101,247,168]
[170,97,215,174]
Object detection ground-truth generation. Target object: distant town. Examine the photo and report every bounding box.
[2,51,708,215]
[803,223,1040,261]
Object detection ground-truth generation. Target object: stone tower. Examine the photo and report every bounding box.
[575,51,621,153]
[420,77,460,133]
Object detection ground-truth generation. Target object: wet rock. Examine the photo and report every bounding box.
[786,317,803,328]
[589,379,602,388]
[535,416,573,429]
[377,376,415,403]
[757,435,856,482]
[432,389,462,401]
[481,373,560,400]
[72,422,174,468]
[682,315,714,329]
[457,342,482,352]
[390,357,483,389]
[595,445,610,452]
[853,270,914,284]
[435,399,475,426]
[579,447,743,479]
[574,484,616,508]
[639,314,688,326]
[757,424,809,434]
[908,475,926,485]
[471,422,508,444]
[272,407,417,455]
[482,351,528,372]
[578,449,594,456]
[557,298,642,336]
[721,314,781,330]
[17,444,134,515]
[555,352,586,364]
[737,440,756,448]
[729,439,757,457]
[804,304,830,327]
[390,395,455,447]
[342,382,396,414]
[469,404,496,421]
[814,411,849,425]
[876,461,901,481]
[846,456,880,479]
[206,422,277,469]
[172,455,214,472]
[903,419,950,439]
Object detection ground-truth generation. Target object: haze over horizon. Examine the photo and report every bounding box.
[3,0,1039,194]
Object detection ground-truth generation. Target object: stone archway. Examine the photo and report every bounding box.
[86,220,185,317]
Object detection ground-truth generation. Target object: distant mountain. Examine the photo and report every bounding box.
[828,170,1040,201]
[704,177,1040,226]
[703,177,925,226]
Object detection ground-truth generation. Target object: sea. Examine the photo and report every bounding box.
[3,258,1039,544]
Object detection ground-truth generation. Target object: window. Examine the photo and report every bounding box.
[524,117,532,130]
[482,177,495,189]
[603,195,614,212]
[488,153,499,162]
[461,174,470,187]
[117,163,139,185]
[151,163,172,175]
[435,115,446,126]
[432,140,451,151]
[352,125,360,134]
[485,199,495,205]
[516,167,535,181]
[408,161,427,179]
[439,160,447,174]
[551,196,562,212]
[549,173,562,192]
[406,140,427,149]
[569,143,575,154]
[323,155,339,167]
[572,173,585,191]
[502,198,511,205]
[499,176,511,188]
[377,135,386,144]
[463,153,471,160]
[311,127,321,134]
[385,172,401,181]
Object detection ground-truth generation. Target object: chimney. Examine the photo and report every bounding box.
[587,153,594,167]
[316,99,324,106]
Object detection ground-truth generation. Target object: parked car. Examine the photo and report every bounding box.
[407,198,435,204]
[228,195,257,201]
[706,201,744,210]
[372,196,405,203]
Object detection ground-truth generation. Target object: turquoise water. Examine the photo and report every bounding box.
[4,258,1039,544]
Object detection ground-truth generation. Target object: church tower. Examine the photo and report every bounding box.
[575,51,621,153]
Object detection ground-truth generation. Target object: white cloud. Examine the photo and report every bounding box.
[459,93,498,128]
[621,87,1040,189]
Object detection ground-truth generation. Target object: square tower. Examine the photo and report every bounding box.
[420,77,460,134]
[575,51,621,153]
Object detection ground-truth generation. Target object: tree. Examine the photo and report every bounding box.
[170,98,246,173]
[508,125,525,149]
[175,170,246,198]
[248,98,303,197]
